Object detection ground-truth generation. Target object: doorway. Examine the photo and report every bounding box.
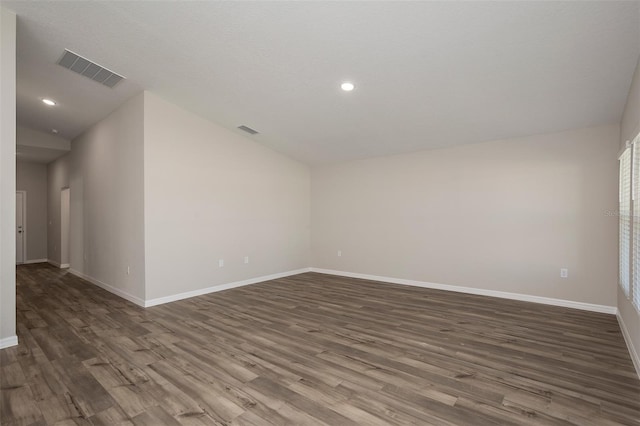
[60,187,70,268]
[16,191,26,264]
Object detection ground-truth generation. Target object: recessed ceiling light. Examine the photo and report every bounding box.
[51,129,58,134]
[42,98,56,106]
[341,82,355,92]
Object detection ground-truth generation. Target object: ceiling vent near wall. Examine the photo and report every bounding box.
[57,49,125,88]
[237,125,259,135]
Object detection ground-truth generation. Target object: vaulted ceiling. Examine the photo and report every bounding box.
[3,1,639,164]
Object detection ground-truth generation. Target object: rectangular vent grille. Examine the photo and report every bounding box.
[237,125,259,135]
[57,49,125,88]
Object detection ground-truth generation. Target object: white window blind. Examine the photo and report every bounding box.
[635,265,640,311]
[620,146,631,298]
[633,141,640,310]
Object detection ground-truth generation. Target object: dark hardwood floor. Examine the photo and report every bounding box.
[2,263,639,425]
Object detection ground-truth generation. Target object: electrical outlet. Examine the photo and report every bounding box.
[127,266,130,275]
[560,268,568,278]
[337,250,342,257]
[244,256,249,264]
[219,259,224,268]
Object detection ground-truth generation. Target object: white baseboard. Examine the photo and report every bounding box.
[617,312,640,379]
[0,335,18,349]
[310,268,617,315]
[68,269,146,307]
[46,259,69,268]
[144,268,312,307]
[66,267,312,309]
[23,258,47,264]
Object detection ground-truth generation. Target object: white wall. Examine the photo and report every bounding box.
[47,153,70,265]
[16,161,48,261]
[312,125,619,307]
[68,94,145,302]
[143,92,310,301]
[0,7,17,348]
[619,56,640,374]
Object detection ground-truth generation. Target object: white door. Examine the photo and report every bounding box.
[60,188,70,267]
[16,191,25,264]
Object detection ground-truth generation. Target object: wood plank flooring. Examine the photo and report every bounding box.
[2,263,639,425]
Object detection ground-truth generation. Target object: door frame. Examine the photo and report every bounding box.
[16,190,26,264]
[60,187,70,268]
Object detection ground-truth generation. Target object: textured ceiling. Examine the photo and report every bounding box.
[3,1,640,164]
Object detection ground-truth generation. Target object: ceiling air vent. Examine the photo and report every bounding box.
[57,49,125,88]
[237,125,259,135]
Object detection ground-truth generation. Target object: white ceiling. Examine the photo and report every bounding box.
[16,145,69,164]
[3,1,640,164]
[16,126,70,163]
